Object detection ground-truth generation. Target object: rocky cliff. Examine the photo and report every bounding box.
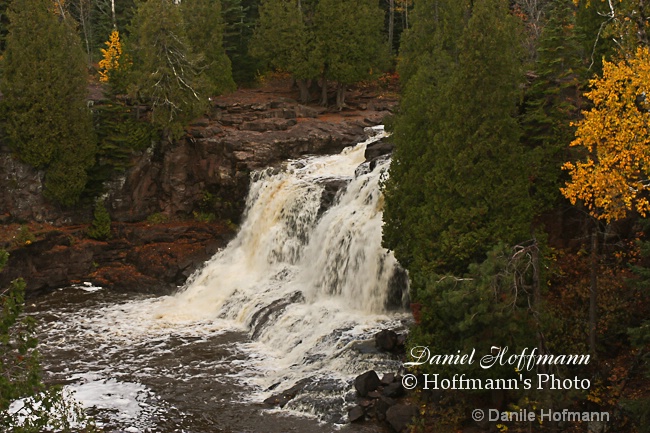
[0,85,397,295]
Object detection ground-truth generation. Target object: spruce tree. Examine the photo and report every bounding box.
[249,0,319,102]
[0,0,96,206]
[384,0,532,275]
[522,0,586,211]
[181,0,236,97]
[129,0,208,139]
[314,0,386,108]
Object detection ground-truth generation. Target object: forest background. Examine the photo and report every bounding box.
[0,0,649,431]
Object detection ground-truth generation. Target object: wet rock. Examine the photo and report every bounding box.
[250,291,305,339]
[375,329,399,352]
[317,178,349,216]
[348,405,365,423]
[386,265,410,310]
[382,382,405,398]
[364,138,394,161]
[359,399,373,408]
[386,404,418,433]
[354,370,381,397]
[0,222,233,296]
[263,378,311,408]
[375,396,396,422]
[381,373,396,385]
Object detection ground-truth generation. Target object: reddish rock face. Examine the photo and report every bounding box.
[0,222,234,296]
[0,86,396,295]
[104,98,392,224]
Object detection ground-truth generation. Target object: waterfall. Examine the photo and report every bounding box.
[36,127,409,427]
[150,125,409,401]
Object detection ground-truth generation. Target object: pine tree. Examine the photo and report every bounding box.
[221,0,262,85]
[522,0,586,211]
[249,0,319,102]
[384,0,532,275]
[0,0,96,206]
[181,0,236,97]
[129,0,208,139]
[314,0,386,108]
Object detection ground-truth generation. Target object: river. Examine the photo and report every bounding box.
[27,127,409,432]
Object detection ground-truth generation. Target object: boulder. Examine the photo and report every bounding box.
[375,329,399,352]
[348,405,365,423]
[364,138,394,161]
[263,378,311,408]
[382,382,405,398]
[386,404,418,433]
[354,370,381,397]
[374,396,396,421]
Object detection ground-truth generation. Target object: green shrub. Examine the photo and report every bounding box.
[0,250,94,431]
[87,199,112,241]
[146,212,170,224]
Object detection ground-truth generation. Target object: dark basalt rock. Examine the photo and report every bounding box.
[374,396,396,422]
[382,382,405,398]
[386,404,418,433]
[348,405,365,423]
[249,291,305,339]
[317,178,349,216]
[364,137,394,161]
[354,370,381,397]
[375,329,399,352]
[263,378,311,408]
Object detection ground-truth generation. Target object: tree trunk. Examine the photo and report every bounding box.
[589,226,598,356]
[403,0,409,30]
[320,69,328,106]
[297,79,311,103]
[335,83,346,110]
[111,0,117,29]
[388,0,394,54]
[531,243,547,374]
[79,0,92,65]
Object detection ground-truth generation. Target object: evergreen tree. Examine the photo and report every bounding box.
[0,0,9,52]
[221,0,262,85]
[87,199,112,240]
[0,0,96,206]
[181,0,237,97]
[522,0,586,211]
[129,0,208,139]
[384,0,532,275]
[314,0,386,108]
[383,0,538,394]
[249,0,319,102]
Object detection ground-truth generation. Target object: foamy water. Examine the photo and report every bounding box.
[29,126,409,430]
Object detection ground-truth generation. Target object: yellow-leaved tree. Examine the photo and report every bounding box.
[98,29,122,83]
[562,46,650,222]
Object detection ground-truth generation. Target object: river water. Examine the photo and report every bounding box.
[27,127,410,432]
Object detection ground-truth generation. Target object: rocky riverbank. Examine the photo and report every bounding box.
[0,81,397,296]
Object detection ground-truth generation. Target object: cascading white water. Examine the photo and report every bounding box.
[33,127,409,428]
[149,125,408,402]
[156,126,404,319]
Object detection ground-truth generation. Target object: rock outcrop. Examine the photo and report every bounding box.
[105,98,392,224]
[0,86,397,295]
[0,221,233,296]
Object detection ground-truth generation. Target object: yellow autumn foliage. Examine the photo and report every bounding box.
[562,47,650,222]
[99,30,123,83]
